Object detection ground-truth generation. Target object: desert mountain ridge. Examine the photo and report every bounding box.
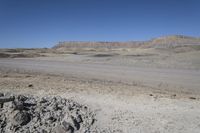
[53,35,200,49]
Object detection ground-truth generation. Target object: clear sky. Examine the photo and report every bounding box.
[0,0,200,48]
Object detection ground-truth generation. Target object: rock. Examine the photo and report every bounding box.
[62,121,74,133]
[13,111,31,126]
[0,93,4,97]
[3,75,8,78]
[40,97,48,104]
[13,100,24,111]
[28,84,33,87]
[4,101,13,108]
[24,100,37,107]
[76,114,83,123]
[0,93,95,133]
[53,125,67,133]
[69,116,80,130]
[17,95,27,101]
[48,116,57,123]
[189,97,196,100]
[0,96,15,103]
[41,128,48,133]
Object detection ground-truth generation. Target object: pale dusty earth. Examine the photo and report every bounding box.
[0,49,200,133]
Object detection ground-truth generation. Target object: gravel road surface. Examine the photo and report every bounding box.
[0,58,200,94]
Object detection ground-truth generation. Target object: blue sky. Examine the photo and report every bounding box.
[0,0,200,48]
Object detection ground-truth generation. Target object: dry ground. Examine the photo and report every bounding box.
[0,47,200,132]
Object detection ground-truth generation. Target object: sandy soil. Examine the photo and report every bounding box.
[0,70,200,133]
[0,48,200,133]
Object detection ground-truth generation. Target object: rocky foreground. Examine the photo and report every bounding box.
[0,93,95,133]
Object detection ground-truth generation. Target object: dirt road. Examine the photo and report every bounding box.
[1,57,200,133]
[0,58,200,94]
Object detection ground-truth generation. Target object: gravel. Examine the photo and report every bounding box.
[0,93,95,133]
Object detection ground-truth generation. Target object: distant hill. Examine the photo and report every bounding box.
[145,35,200,48]
[53,35,200,50]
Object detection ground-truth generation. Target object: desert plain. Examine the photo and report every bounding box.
[0,35,200,133]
